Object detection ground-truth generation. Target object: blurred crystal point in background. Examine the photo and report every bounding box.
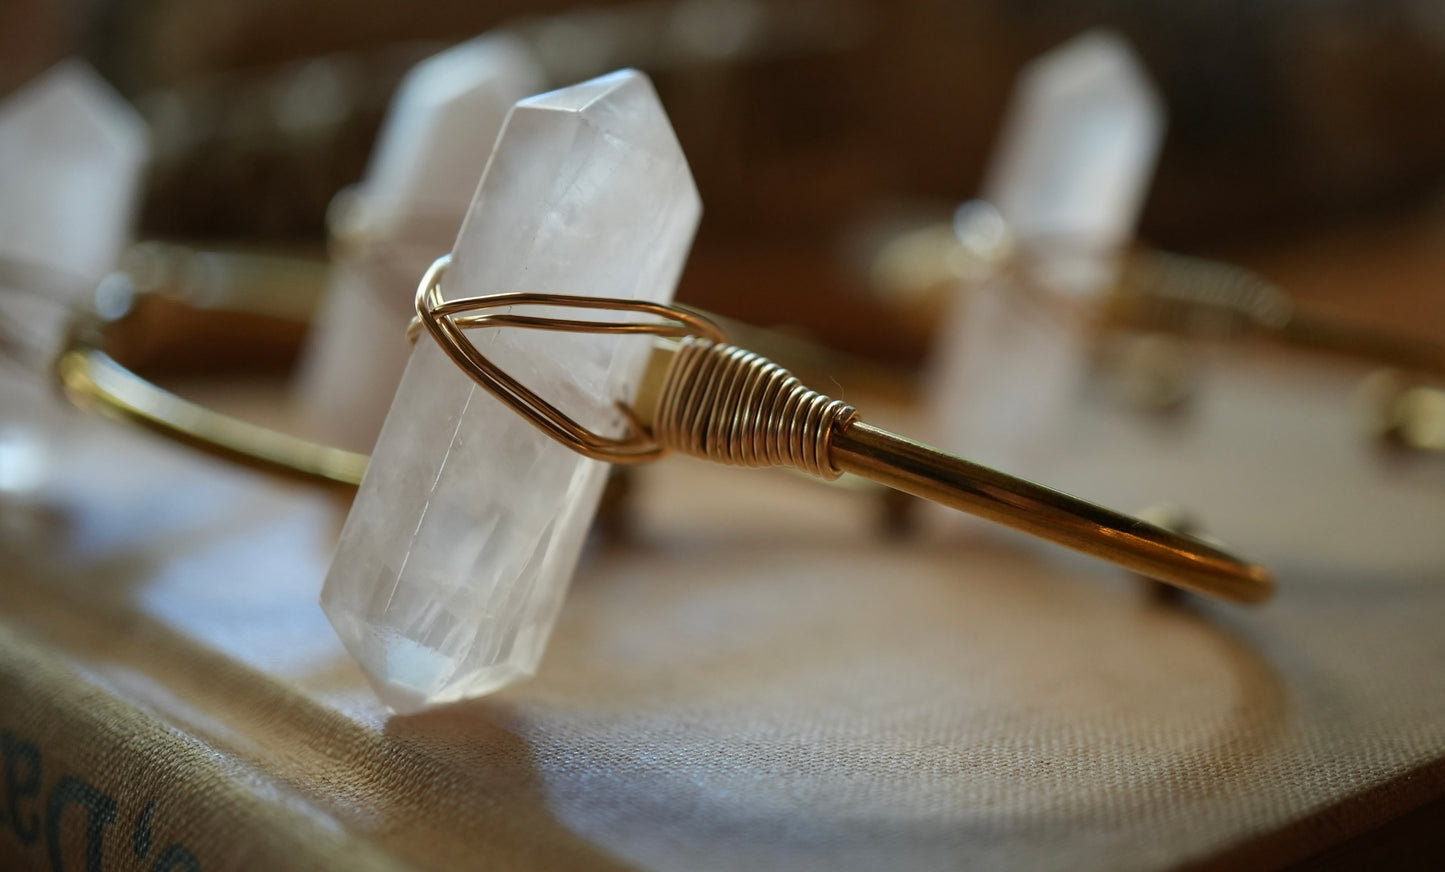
[322,69,699,712]
[1,61,147,378]
[930,30,1164,489]
[983,27,1164,296]
[296,34,544,454]
[0,60,147,517]
[0,60,148,289]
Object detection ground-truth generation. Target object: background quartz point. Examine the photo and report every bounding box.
[1,61,147,503]
[984,28,1163,295]
[322,69,700,712]
[344,32,545,239]
[296,35,543,453]
[930,30,1163,490]
[0,60,148,289]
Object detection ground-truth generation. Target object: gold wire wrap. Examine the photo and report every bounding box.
[401,257,1269,602]
[406,254,727,463]
[653,336,857,480]
[51,251,1273,603]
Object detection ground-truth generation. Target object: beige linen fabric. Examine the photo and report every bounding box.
[0,344,1443,871]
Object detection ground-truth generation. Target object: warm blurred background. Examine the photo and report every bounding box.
[4,0,1445,366]
[7,10,1445,867]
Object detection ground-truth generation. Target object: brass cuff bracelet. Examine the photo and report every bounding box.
[54,251,1275,605]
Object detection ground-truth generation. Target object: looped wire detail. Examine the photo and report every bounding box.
[409,254,727,464]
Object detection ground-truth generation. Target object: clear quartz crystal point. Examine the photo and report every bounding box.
[322,69,700,712]
[931,30,1163,479]
[0,60,148,290]
[296,35,543,453]
[984,28,1163,295]
[0,61,146,506]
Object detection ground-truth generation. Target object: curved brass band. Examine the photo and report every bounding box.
[831,423,1273,603]
[56,346,368,489]
[53,251,1272,604]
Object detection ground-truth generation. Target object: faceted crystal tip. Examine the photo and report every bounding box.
[322,69,699,712]
[984,28,1164,254]
[0,60,149,286]
[362,33,545,235]
[295,34,543,454]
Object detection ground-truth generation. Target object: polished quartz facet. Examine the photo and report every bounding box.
[296,35,543,452]
[322,70,700,711]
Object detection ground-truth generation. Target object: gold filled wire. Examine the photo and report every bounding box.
[405,254,725,463]
[51,249,1274,603]
[409,255,1274,604]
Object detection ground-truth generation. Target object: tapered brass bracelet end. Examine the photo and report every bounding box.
[633,337,1273,605]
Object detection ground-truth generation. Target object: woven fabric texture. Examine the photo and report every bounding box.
[1,344,1443,872]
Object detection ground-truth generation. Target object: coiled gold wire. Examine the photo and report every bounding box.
[653,336,857,480]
